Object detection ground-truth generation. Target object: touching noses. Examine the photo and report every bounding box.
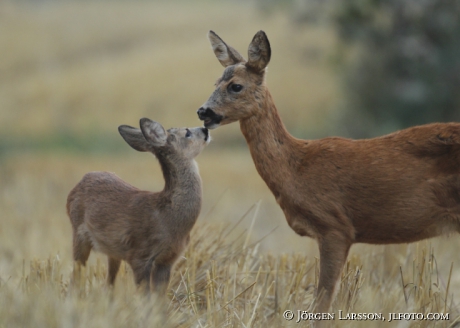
[201,127,209,138]
[197,107,211,120]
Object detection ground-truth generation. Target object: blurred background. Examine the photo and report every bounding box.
[1,0,459,285]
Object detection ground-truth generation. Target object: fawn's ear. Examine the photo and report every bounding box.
[140,118,167,147]
[118,125,149,152]
[246,30,271,73]
[208,30,245,67]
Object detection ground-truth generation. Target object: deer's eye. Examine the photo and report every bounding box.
[185,129,192,138]
[230,84,243,93]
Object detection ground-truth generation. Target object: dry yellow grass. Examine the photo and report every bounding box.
[1,153,460,327]
[0,222,458,327]
[1,1,460,327]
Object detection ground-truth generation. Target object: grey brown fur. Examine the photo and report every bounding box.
[67,118,210,293]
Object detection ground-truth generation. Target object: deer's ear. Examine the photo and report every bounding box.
[246,30,271,73]
[140,118,167,147]
[208,30,245,67]
[118,125,149,152]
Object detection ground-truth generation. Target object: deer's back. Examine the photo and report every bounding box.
[303,122,460,188]
[282,123,460,243]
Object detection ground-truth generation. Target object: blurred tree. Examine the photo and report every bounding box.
[333,0,460,137]
[258,0,460,137]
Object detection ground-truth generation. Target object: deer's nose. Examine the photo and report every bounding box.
[197,107,210,120]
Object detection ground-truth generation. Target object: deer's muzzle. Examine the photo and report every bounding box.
[197,107,223,129]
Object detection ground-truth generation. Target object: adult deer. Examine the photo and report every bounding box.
[67,118,210,293]
[197,30,460,313]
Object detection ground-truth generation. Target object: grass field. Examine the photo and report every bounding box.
[1,1,459,327]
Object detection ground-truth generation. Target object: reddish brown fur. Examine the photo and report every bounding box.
[67,118,210,293]
[198,31,460,314]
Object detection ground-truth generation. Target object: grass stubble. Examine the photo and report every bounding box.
[0,207,458,328]
[0,153,459,328]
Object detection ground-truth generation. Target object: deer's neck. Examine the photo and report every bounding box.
[158,156,202,222]
[239,90,302,199]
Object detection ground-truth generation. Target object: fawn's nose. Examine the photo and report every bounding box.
[201,127,209,140]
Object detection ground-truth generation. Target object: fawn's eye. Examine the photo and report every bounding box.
[185,129,192,138]
[230,84,243,93]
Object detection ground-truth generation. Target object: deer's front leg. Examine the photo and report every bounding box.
[315,232,351,313]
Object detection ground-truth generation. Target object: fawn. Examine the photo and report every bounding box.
[197,30,460,313]
[67,118,210,293]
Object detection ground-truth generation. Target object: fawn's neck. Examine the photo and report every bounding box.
[239,89,302,199]
[158,156,202,219]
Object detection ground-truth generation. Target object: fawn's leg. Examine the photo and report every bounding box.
[151,263,171,295]
[107,257,121,285]
[72,229,92,265]
[131,259,152,294]
[315,232,351,313]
